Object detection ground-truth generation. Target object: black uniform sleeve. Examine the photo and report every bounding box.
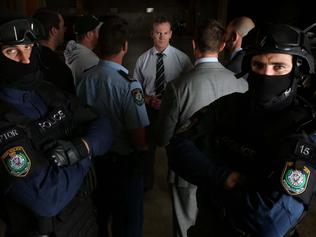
[0,125,48,192]
[166,136,232,188]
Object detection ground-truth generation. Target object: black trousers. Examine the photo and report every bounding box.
[93,154,144,237]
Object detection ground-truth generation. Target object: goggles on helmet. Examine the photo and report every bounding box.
[0,18,43,45]
[244,24,306,52]
[240,23,315,75]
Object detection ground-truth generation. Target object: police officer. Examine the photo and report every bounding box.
[0,17,113,236]
[166,23,316,237]
[77,16,149,237]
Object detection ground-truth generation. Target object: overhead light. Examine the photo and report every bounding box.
[146,8,154,13]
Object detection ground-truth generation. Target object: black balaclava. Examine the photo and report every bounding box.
[0,45,42,90]
[247,69,297,112]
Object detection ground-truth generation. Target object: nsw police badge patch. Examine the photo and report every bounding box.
[281,162,310,195]
[1,146,31,177]
[132,88,144,106]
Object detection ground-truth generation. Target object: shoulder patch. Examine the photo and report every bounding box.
[281,161,310,195]
[118,70,136,82]
[1,146,31,177]
[131,88,144,106]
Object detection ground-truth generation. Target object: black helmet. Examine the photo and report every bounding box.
[240,23,315,75]
[0,17,44,45]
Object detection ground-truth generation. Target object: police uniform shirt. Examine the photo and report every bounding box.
[77,60,150,155]
[133,45,193,96]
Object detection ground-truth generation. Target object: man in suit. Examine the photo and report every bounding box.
[223,16,255,74]
[156,19,248,237]
[133,16,192,193]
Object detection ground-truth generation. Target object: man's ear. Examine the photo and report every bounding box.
[192,39,196,51]
[231,31,238,42]
[50,27,58,38]
[86,31,93,39]
[122,40,128,53]
[150,29,154,39]
[219,41,226,52]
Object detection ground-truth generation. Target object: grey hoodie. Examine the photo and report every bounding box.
[64,40,99,87]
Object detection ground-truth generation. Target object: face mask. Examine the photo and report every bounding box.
[0,46,41,89]
[247,71,293,108]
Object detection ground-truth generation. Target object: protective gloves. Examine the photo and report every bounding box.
[44,138,90,167]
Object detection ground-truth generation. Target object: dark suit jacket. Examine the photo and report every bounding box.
[40,45,75,94]
[225,50,245,74]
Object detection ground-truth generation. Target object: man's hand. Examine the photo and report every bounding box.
[44,139,90,167]
[224,171,242,190]
[145,95,162,110]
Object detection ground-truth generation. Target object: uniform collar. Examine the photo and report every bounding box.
[99,60,129,74]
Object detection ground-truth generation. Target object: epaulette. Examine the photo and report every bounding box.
[118,69,136,82]
[83,65,97,73]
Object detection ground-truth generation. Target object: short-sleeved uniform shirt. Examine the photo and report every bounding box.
[77,60,149,155]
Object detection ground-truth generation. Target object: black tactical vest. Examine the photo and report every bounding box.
[0,81,99,236]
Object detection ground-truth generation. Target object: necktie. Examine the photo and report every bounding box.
[155,53,165,95]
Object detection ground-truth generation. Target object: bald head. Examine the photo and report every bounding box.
[227,16,255,37]
[224,16,255,56]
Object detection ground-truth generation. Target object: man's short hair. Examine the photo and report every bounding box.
[194,19,225,53]
[74,14,101,40]
[152,16,172,29]
[98,16,129,57]
[32,8,61,40]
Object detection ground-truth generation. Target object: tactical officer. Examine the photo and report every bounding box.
[77,16,149,237]
[0,17,112,236]
[166,23,316,237]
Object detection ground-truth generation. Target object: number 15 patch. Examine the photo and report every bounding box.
[295,140,313,160]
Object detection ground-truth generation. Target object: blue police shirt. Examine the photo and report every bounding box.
[0,88,112,217]
[77,60,149,155]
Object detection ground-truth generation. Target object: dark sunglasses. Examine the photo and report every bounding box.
[0,18,43,45]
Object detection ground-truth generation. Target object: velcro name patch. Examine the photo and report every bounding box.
[0,128,23,146]
[36,108,67,134]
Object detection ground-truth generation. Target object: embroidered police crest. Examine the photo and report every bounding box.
[1,146,31,177]
[281,162,310,195]
[132,88,144,106]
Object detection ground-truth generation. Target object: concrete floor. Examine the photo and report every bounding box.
[143,148,172,237]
